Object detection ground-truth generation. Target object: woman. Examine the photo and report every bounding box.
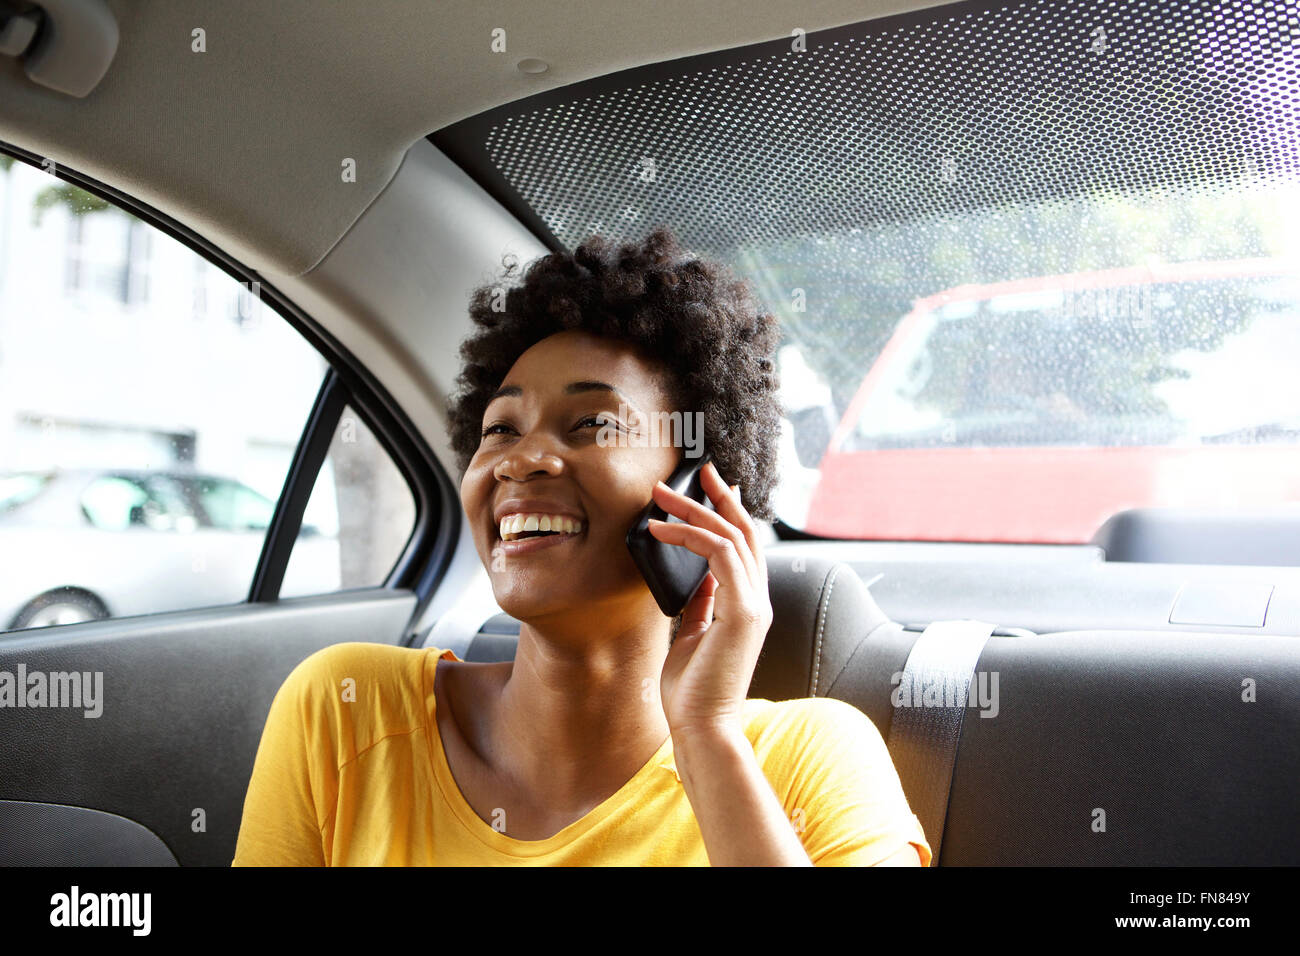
[232,226,931,866]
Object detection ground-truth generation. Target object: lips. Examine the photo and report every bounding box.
[489,500,586,564]
[498,512,585,541]
[493,497,586,542]
[494,528,581,556]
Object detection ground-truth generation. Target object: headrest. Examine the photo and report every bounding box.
[748,556,895,701]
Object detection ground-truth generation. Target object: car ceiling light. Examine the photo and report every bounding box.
[0,0,119,98]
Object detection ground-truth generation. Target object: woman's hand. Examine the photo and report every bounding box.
[647,460,773,742]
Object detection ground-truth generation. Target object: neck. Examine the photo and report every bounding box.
[488,600,675,799]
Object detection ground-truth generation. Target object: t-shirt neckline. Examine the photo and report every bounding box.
[423,646,678,858]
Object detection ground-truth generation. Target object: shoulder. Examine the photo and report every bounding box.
[293,640,437,676]
[742,696,896,790]
[744,697,931,866]
[275,642,430,705]
[744,696,884,750]
[269,642,445,765]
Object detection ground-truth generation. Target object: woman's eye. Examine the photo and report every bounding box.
[482,417,621,438]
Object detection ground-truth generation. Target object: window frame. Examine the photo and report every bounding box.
[0,139,459,641]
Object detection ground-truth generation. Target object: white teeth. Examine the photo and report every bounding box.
[498,513,584,541]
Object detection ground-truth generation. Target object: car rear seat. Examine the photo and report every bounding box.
[460,556,1300,864]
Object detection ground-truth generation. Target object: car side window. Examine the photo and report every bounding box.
[0,473,51,512]
[80,476,152,531]
[0,157,389,633]
[190,477,276,532]
[280,403,417,598]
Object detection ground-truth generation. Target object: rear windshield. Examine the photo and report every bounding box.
[433,0,1300,542]
[838,269,1299,451]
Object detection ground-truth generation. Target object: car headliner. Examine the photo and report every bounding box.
[0,0,949,277]
[0,0,958,482]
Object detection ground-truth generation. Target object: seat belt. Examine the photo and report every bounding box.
[886,619,995,866]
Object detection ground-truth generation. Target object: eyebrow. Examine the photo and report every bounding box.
[486,380,640,408]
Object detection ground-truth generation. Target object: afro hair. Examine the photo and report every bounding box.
[446,225,783,521]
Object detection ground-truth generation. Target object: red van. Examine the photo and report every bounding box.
[805,258,1300,542]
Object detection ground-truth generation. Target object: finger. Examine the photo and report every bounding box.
[677,572,717,640]
[700,462,766,590]
[651,479,757,586]
[647,519,761,627]
[696,464,770,620]
[734,486,768,594]
[699,462,764,578]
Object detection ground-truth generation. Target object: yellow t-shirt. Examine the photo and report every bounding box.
[231,641,932,866]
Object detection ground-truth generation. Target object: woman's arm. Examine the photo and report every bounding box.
[649,464,929,866]
[646,462,810,866]
[673,726,813,866]
[674,704,928,867]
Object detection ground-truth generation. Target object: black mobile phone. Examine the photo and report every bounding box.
[626,451,716,617]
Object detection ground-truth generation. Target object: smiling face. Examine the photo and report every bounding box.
[460,329,683,625]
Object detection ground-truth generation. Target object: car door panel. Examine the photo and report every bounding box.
[0,588,417,867]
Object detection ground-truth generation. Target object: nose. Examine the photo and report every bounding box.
[493,431,566,482]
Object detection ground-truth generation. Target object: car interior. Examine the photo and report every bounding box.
[1,0,1297,867]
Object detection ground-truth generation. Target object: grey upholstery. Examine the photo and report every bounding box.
[465,556,1300,864]
[941,627,1300,864]
[747,558,916,743]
